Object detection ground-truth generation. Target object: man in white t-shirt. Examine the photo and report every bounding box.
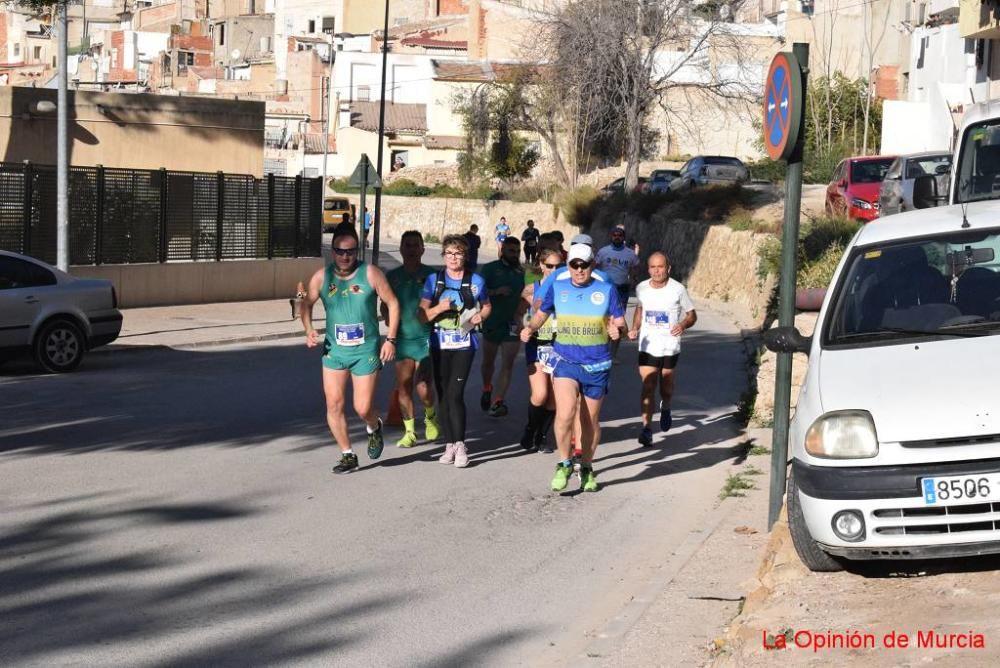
[627,251,697,446]
[596,225,639,362]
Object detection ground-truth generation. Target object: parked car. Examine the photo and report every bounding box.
[825,155,896,222]
[323,197,356,232]
[878,152,952,217]
[669,156,749,192]
[0,251,122,372]
[646,169,681,193]
[600,176,648,197]
[763,202,1000,572]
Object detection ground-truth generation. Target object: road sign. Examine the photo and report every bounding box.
[348,154,383,189]
[763,52,803,161]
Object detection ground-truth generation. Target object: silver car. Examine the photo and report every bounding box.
[670,156,750,192]
[0,251,123,372]
[878,151,952,216]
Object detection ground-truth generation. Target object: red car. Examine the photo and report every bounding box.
[825,155,896,222]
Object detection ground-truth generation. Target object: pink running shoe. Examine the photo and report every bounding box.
[439,443,456,465]
[453,442,469,468]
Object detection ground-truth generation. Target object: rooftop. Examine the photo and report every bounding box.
[348,101,427,133]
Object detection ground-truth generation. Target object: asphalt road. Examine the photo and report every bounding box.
[0,305,750,666]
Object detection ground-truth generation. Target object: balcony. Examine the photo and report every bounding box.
[960,0,1000,39]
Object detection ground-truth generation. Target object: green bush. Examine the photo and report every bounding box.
[430,183,465,198]
[755,215,859,286]
[555,185,601,228]
[799,241,846,289]
[746,159,785,184]
[383,179,432,197]
[330,178,359,194]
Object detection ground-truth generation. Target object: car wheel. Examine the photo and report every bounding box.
[787,469,845,572]
[33,318,86,373]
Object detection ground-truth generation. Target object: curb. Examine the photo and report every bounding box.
[95,328,325,355]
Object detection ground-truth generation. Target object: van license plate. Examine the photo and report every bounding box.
[922,475,1000,505]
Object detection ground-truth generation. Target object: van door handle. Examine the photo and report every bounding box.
[23,296,38,304]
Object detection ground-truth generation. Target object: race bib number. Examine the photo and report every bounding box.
[538,345,557,374]
[645,311,670,327]
[335,323,365,346]
[438,329,472,350]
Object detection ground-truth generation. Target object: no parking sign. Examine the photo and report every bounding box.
[763,52,804,161]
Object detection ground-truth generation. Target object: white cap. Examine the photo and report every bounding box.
[570,233,593,246]
[567,243,594,263]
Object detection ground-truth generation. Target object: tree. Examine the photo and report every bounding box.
[547,0,759,190]
[455,84,539,189]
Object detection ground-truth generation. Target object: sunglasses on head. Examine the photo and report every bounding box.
[569,260,592,270]
[333,247,359,256]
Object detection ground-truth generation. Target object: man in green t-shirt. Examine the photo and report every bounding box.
[384,231,439,447]
[479,236,525,417]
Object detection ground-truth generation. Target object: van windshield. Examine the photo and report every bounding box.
[324,200,348,210]
[825,229,1000,346]
[956,119,1000,203]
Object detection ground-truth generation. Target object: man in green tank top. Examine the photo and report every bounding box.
[479,236,525,417]
[383,230,439,448]
[301,223,400,474]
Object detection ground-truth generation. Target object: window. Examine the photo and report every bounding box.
[308,19,315,33]
[357,85,370,101]
[0,257,56,290]
[218,23,225,46]
[850,159,893,184]
[33,46,41,61]
[13,43,19,58]
[322,16,335,35]
[177,51,194,72]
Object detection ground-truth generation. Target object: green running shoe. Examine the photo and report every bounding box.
[581,466,599,493]
[397,431,418,448]
[333,452,359,474]
[424,414,440,441]
[368,419,385,460]
[551,462,573,492]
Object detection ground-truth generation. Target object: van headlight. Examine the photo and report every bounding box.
[805,410,878,459]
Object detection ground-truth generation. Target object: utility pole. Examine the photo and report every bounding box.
[371,0,390,266]
[321,38,335,213]
[57,0,69,271]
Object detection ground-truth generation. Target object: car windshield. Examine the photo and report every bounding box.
[905,155,951,179]
[956,120,1000,203]
[851,159,894,183]
[704,157,742,167]
[825,229,1000,346]
[324,200,348,210]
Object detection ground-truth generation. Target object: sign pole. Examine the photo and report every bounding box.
[768,43,809,529]
[359,163,368,264]
[347,153,382,263]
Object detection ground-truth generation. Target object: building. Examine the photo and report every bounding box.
[0,86,264,175]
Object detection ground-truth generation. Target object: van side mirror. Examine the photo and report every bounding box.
[762,326,812,354]
[913,174,946,209]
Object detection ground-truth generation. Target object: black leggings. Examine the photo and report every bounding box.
[430,346,475,444]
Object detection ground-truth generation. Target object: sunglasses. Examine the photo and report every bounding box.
[542,262,560,269]
[569,261,592,270]
[333,247,359,256]
[444,250,466,258]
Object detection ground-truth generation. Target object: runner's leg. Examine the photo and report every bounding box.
[639,365,659,427]
[351,370,381,430]
[448,349,475,441]
[494,340,519,402]
[480,337,499,390]
[578,394,605,465]
[395,358,417,420]
[553,377,581,461]
[322,367,352,452]
[659,367,676,406]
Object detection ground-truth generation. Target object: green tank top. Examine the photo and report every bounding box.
[320,262,381,358]
[387,264,434,341]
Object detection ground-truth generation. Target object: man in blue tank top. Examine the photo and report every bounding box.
[300,223,401,474]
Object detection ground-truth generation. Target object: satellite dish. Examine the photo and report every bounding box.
[230,48,241,62]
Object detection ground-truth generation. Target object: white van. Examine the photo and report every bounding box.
[766,204,1000,571]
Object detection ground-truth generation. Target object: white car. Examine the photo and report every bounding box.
[764,202,1000,571]
[0,251,123,372]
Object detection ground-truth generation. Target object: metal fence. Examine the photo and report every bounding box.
[0,162,322,265]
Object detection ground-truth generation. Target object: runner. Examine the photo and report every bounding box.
[494,217,511,258]
[628,252,697,446]
[596,226,639,362]
[301,222,400,473]
[463,224,481,270]
[419,235,492,468]
[521,243,626,493]
[517,245,562,452]
[384,230,439,448]
[479,236,525,417]
[521,219,540,265]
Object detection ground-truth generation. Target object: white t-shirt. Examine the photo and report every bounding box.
[595,245,639,286]
[636,278,695,357]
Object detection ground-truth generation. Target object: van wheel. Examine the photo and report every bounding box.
[34,318,85,373]
[787,469,845,572]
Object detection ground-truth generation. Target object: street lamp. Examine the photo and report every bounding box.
[371,0,390,266]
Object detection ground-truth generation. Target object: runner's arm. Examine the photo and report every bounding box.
[629,303,643,339]
[301,269,323,347]
[515,284,533,321]
[672,309,697,336]
[369,265,399,340]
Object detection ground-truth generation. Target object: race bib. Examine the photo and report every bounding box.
[335,323,365,347]
[645,311,670,327]
[438,329,472,350]
[582,359,613,374]
[538,345,557,374]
